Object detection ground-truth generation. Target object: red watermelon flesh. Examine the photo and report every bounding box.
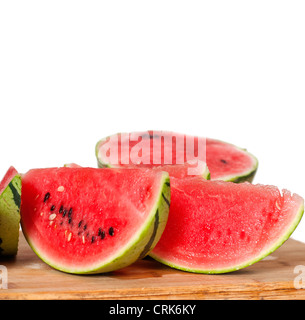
[65,162,210,180]
[95,131,258,182]
[205,138,257,181]
[151,162,210,179]
[0,166,18,195]
[20,167,170,274]
[150,178,304,273]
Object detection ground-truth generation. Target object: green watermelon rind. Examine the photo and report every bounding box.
[95,136,211,181]
[204,137,259,183]
[211,143,259,183]
[218,161,258,183]
[22,171,171,274]
[203,167,211,180]
[95,134,257,183]
[149,202,304,274]
[0,174,21,256]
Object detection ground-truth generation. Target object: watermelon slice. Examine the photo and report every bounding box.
[95,130,258,182]
[20,167,170,274]
[0,166,21,256]
[65,162,210,180]
[150,177,304,273]
[205,138,258,182]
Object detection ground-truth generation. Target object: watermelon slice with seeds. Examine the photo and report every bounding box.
[0,166,21,256]
[20,167,170,274]
[95,130,258,182]
[149,177,304,273]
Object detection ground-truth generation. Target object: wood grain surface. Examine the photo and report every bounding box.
[1,232,305,300]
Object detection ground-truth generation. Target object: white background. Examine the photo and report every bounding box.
[1,1,305,241]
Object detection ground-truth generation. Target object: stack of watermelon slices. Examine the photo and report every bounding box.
[0,130,303,275]
[95,131,304,273]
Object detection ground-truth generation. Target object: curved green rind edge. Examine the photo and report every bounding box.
[22,172,171,274]
[199,164,211,180]
[95,135,256,183]
[95,135,116,169]
[95,137,211,181]
[216,150,258,184]
[149,202,304,274]
[0,175,21,256]
[204,168,211,180]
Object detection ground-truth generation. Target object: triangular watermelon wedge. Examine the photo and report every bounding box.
[150,177,304,273]
[20,167,170,274]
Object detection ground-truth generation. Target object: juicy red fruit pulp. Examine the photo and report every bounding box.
[151,178,304,273]
[97,131,257,181]
[21,167,165,272]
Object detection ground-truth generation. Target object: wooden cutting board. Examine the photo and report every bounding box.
[1,231,305,300]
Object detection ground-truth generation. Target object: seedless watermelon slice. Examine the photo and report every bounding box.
[20,167,170,274]
[150,178,304,273]
[0,166,21,256]
[95,131,258,182]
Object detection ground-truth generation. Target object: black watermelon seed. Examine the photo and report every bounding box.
[220,159,228,164]
[99,228,105,239]
[68,208,73,218]
[68,218,72,224]
[98,228,105,239]
[91,236,95,243]
[59,205,63,213]
[83,224,87,231]
[109,227,114,236]
[78,231,82,236]
[50,205,56,211]
[43,192,50,203]
[63,209,68,217]
[78,220,83,228]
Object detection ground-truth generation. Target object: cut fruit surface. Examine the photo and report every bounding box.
[95,130,258,182]
[0,166,21,256]
[150,178,304,273]
[20,167,170,274]
[205,138,258,182]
